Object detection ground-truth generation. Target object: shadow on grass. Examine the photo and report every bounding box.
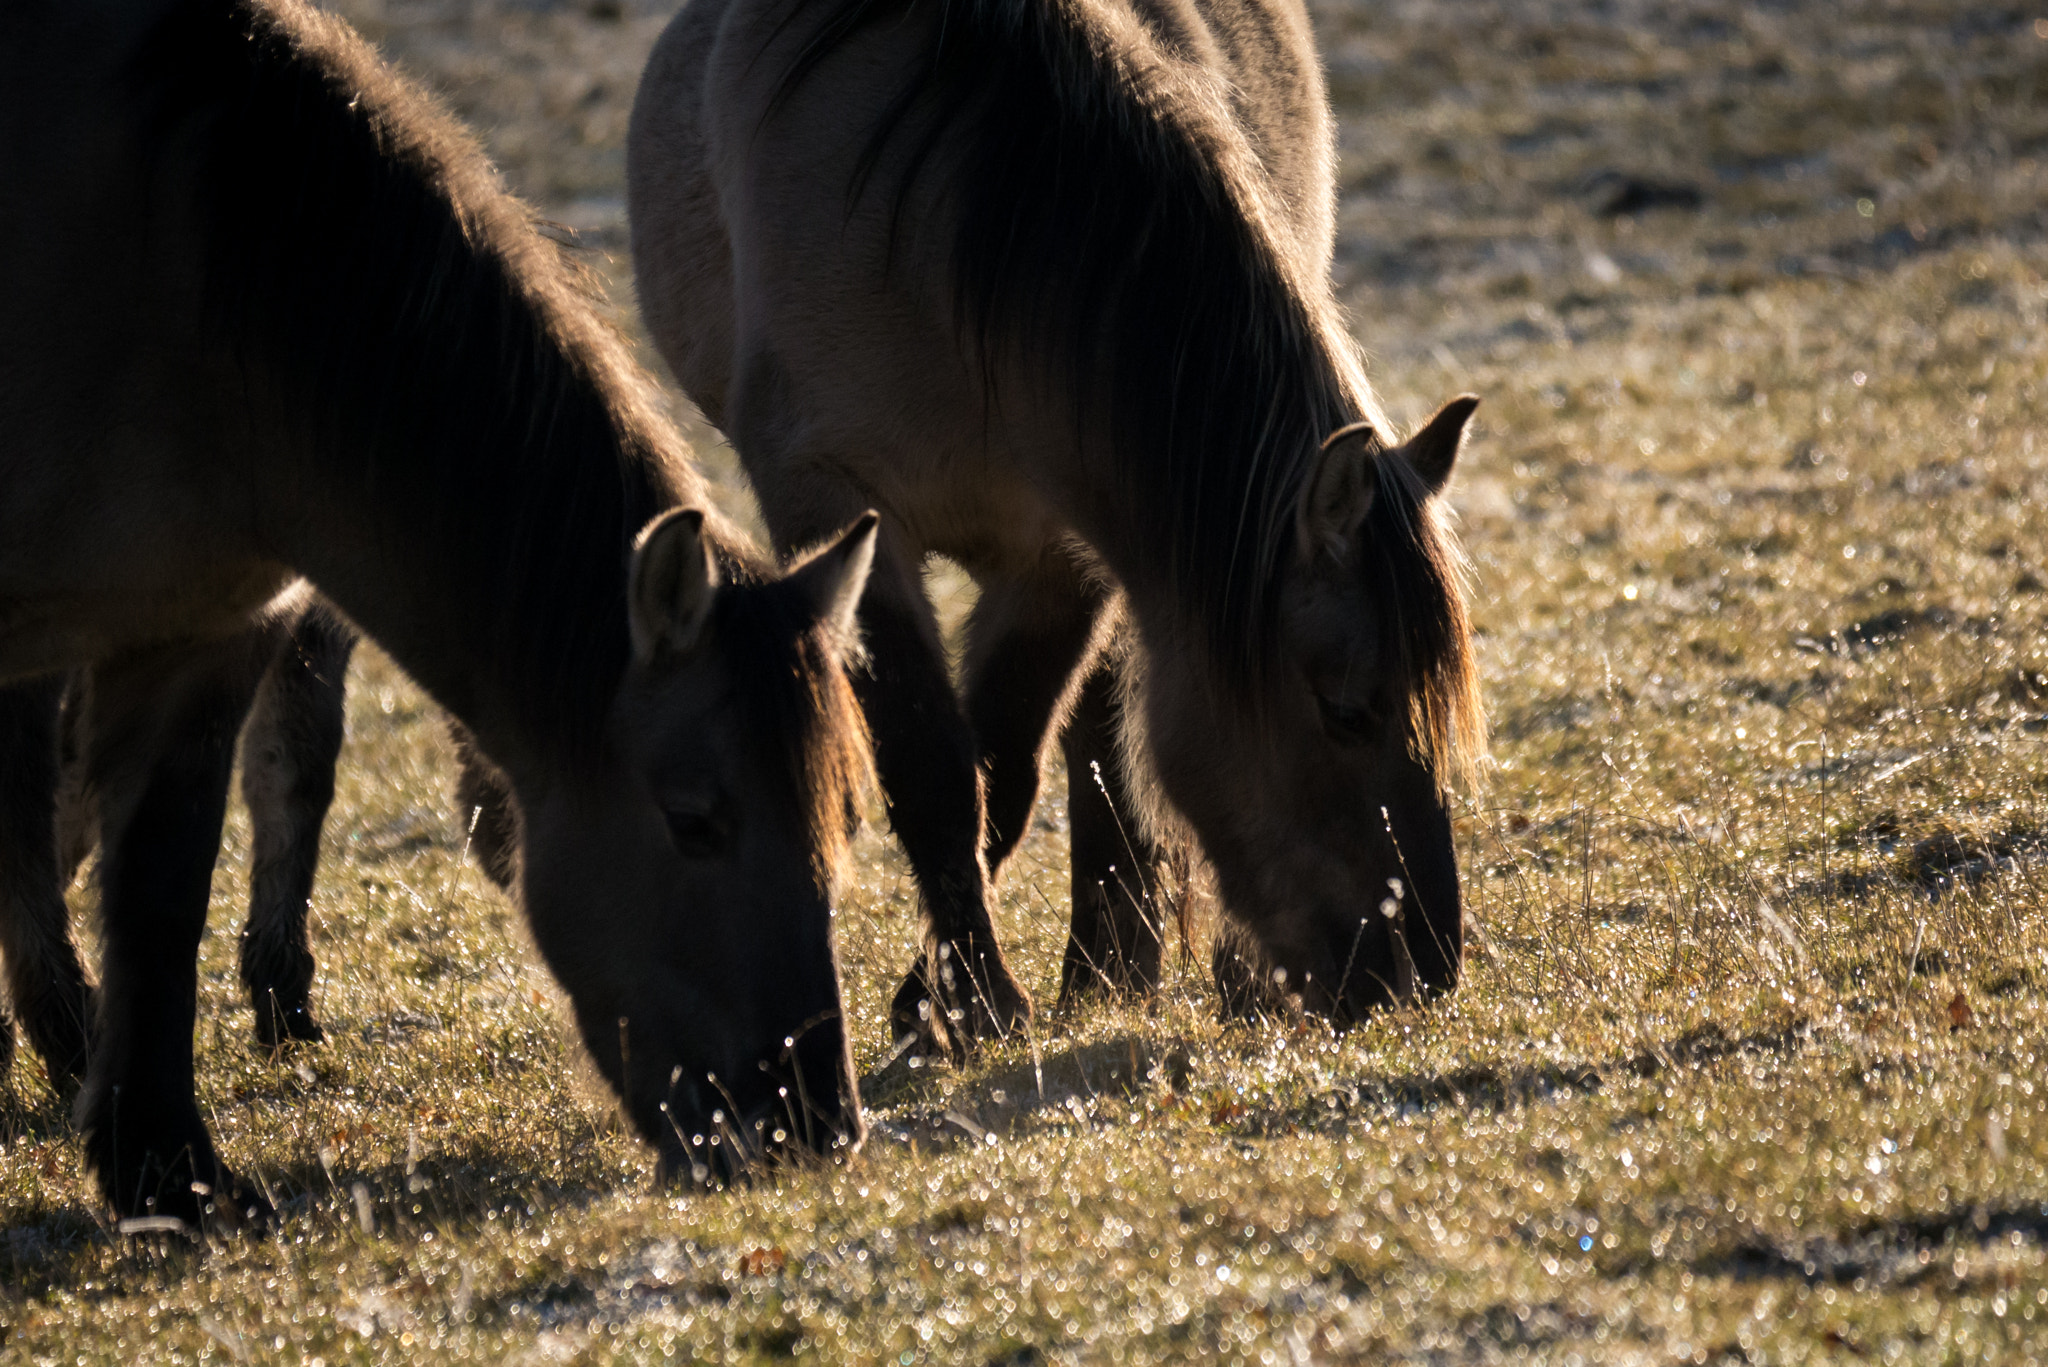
[0,1136,635,1300]
[862,1032,1191,1147]
[862,1014,1825,1150]
[1216,1016,1817,1139]
[1696,1202,2048,1288]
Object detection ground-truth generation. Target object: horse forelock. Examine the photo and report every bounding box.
[1360,451,1485,790]
[713,585,874,889]
[129,0,722,756]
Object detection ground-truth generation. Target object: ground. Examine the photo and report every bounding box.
[3,0,2046,1361]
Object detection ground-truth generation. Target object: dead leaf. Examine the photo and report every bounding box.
[739,1246,787,1277]
[1947,991,1975,1031]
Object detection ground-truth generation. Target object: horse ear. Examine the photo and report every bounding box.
[786,511,879,650]
[1299,421,1379,562]
[628,507,719,664]
[1394,394,1479,498]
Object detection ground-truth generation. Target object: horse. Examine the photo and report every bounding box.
[625,0,1484,1053]
[0,597,355,1094]
[0,0,877,1228]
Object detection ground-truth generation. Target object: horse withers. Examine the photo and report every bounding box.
[0,0,874,1228]
[627,0,1483,1046]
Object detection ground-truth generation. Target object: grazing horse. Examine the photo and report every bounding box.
[627,0,1483,1052]
[0,0,877,1227]
[0,598,355,1092]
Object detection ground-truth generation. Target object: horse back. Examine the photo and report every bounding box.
[0,3,289,679]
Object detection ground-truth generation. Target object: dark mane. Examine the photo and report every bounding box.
[124,0,718,754]
[1361,455,1484,783]
[714,580,874,886]
[774,0,1479,775]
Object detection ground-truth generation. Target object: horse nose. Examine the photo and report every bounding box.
[774,1012,865,1151]
[654,1024,862,1187]
[657,1097,859,1188]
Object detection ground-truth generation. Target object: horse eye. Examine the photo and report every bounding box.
[663,806,728,857]
[1315,692,1379,744]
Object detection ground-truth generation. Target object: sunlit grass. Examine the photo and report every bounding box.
[4,0,2047,1360]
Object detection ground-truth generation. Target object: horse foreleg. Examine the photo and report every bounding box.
[961,572,1169,1002]
[960,565,1111,877]
[0,674,95,1090]
[77,639,273,1230]
[239,605,355,1048]
[54,673,98,884]
[1057,659,1174,1003]
[449,720,520,890]
[852,545,1032,1060]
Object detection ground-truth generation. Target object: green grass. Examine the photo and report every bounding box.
[4,0,2047,1361]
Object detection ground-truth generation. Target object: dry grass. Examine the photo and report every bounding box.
[4,0,2047,1361]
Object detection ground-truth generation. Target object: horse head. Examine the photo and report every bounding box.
[517,509,878,1180]
[1144,396,1482,1023]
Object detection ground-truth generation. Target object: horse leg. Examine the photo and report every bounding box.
[1057,658,1174,1002]
[239,605,356,1047]
[960,573,1168,1000]
[54,673,99,884]
[0,674,95,1089]
[77,637,274,1228]
[847,541,1032,1059]
[960,564,1111,878]
[450,721,520,890]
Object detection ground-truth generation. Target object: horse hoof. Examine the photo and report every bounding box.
[950,940,1033,1040]
[887,968,961,1065]
[1210,922,1285,1021]
[892,941,1034,1059]
[109,1163,274,1237]
[252,1000,326,1049]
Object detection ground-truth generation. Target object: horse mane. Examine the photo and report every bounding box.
[121,0,736,756]
[775,0,1478,778]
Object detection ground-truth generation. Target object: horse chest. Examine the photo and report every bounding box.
[881,451,1072,576]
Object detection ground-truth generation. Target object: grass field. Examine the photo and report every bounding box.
[4,0,2048,1361]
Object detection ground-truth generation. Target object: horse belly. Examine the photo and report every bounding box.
[0,434,289,681]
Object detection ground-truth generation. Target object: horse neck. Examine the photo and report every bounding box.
[163,0,707,784]
[273,386,694,789]
[1061,302,1376,690]
[867,0,1382,688]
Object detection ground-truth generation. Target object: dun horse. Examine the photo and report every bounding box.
[627,0,1484,1051]
[0,0,876,1227]
[0,599,355,1091]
